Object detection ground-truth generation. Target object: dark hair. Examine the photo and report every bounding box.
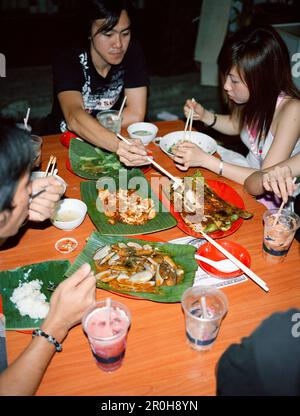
[218,25,300,141]
[0,121,33,212]
[81,0,134,37]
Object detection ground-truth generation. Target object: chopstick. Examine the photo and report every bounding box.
[184,109,192,140]
[44,155,57,177]
[117,133,183,189]
[199,230,269,292]
[29,189,47,204]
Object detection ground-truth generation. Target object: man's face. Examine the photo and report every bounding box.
[0,172,31,239]
[90,10,131,67]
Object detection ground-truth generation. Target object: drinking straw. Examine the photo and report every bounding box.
[201,296,209,319]
[24,107,31,130]
[273,177,297,226]
[118,96,127,119]
[106,297,111,327]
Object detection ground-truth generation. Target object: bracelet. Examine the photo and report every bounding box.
[32,328,62,352]
[205,113,217,128]
[218,160,224,176]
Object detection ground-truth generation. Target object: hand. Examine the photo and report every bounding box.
[262,166,297,203]
[29,176,66,222]
[184,99,205,121]
[173,142,208,171]
[41,263,96,341]
[117,139,151,167]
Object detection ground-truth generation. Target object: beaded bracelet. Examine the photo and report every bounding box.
[32,328,62,352]
[205,113,217,128]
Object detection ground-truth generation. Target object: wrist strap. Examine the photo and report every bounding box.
[218,160,224,176]
[205,113,217,128]
[32,328,62,352]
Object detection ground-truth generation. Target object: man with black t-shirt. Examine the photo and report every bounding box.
[44,0,150,167]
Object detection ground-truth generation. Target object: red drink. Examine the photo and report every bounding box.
[82,300,131,372]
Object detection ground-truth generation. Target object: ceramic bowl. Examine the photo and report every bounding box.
[127,122,158,145]
[51,198,87,231]
[160,130,217,158]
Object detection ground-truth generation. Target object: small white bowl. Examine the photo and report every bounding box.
[127,122,158,145]
[31,171,67,194]
[160,131,217,158]
[51,199,87,231]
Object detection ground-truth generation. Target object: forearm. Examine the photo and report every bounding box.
[121,107,146,129]
[204,155,256,184]
[67,109,119,152]
[202,110,240,136]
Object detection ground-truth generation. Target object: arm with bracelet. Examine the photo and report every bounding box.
[0,264,96,396]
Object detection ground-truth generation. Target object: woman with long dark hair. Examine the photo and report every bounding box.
[173,25,300,189]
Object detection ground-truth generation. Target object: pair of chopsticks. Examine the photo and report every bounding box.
[117,134,183,189]
[183,98,195,141]
[44,155,57,177]
[199,230,269,293]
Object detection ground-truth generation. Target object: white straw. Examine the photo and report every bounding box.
[24,107,31,130]
[118,96,127,119]
[200,230,269,292]
[106,297,111,327]
[201,296,209,319]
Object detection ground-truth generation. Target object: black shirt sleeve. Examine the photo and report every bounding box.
[53,50,84,95]
[122,40,150,89]
[216,309,300,396]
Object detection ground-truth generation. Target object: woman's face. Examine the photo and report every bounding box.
[0,172,31,239]
[223,66,250,104]
[90,10,131,67]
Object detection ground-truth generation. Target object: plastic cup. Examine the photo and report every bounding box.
[263,208,300,264]
[181,286,228,351]
[82,300,131,372]
[96,110,122,134]
[30,135,43,169]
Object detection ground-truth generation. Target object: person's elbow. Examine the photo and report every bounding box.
[244,172,263,196]
[65,112,80,134]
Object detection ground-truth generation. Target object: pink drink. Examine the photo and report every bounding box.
[82,300,131,372]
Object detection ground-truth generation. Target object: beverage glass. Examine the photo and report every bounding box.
[96,110,122,134]
[30,135,43,169]
[82,300,131,372]
[263,208,300,263]
[181,286,228,351]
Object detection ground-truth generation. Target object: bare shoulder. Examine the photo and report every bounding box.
[279,97,300,121]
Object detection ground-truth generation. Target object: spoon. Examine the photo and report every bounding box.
[195,254,239,273]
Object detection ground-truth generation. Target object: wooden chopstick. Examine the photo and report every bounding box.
[49,157,57,176]
[199,230,269,292]
[117,133,182,188]
[44,155,54,177]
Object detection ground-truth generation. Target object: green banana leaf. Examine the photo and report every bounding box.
[69,139,126,180]
[66,232,198,303]
[0,260,70,330]
[80,168,177,235]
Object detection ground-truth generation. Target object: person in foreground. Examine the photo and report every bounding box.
[216,308,300,396]
[44,0,149,167]
[0,122,96,396]
[173,25,300,186]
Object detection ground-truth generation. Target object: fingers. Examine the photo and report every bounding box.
[64,263,93,288]
[117,140,150,166]
[262,166,294,203]
[32,177,66,196]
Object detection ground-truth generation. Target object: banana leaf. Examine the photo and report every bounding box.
[0,260,70,330]
[65,232,198,303]
[80,168,177,235]
[69,139,125,180]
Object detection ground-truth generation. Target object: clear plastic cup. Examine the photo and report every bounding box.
[181,286,228,351]
[82,300,131,372]
[96,110,122,134]
[263,208,300,264]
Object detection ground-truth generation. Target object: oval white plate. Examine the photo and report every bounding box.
[160,130,217,158]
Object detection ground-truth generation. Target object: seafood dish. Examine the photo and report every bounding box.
[93,241,184,293]
[98,188,156,225]
[170,172,253,233]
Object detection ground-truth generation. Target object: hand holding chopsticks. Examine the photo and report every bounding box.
[199,230,269,292]
[117,133,183,189]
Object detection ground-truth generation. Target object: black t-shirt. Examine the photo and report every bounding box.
[46,39,149,134]
[217,309,300,396]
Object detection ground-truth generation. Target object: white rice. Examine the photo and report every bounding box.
[10,280,50,319]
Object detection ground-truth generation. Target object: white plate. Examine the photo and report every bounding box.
[159,131,217,158]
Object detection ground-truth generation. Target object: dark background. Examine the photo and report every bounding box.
[0,0,299,75]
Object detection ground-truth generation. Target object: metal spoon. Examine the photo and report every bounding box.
[195,254,239,273]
